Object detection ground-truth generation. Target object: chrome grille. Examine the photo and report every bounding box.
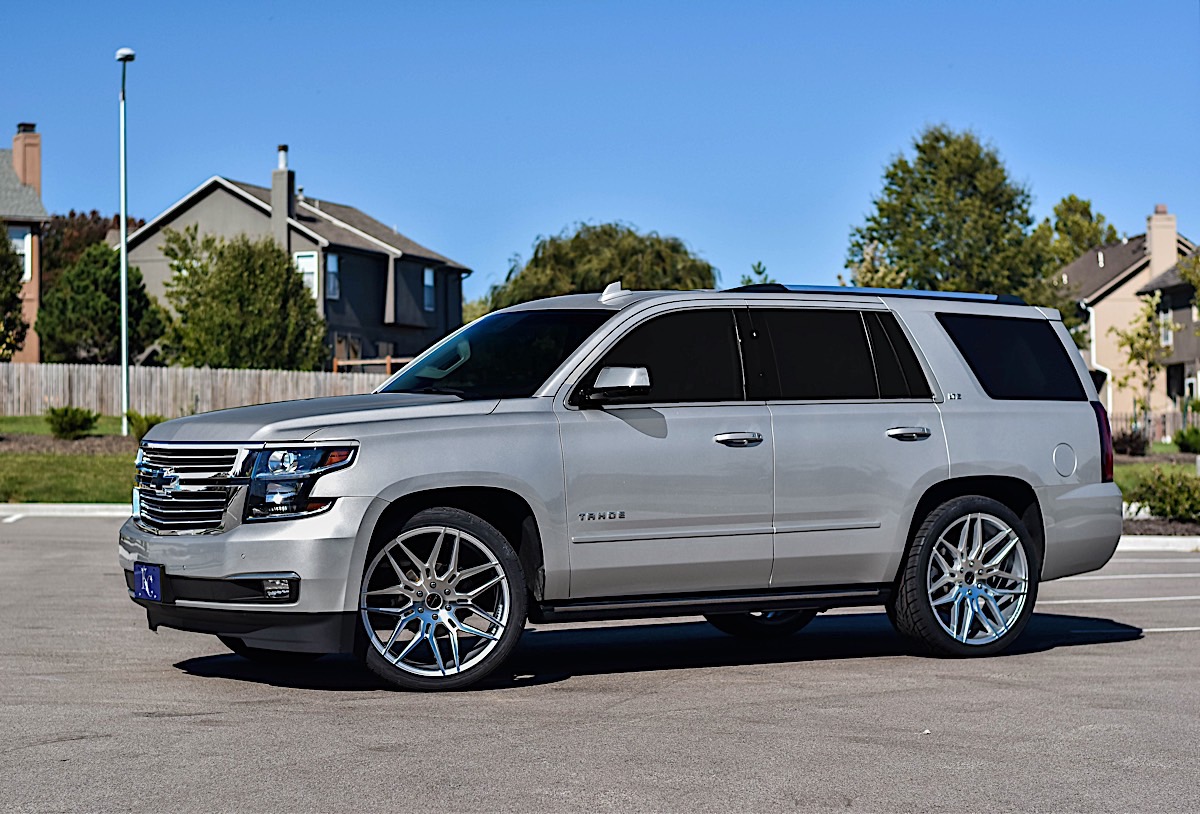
[135,445,245,534]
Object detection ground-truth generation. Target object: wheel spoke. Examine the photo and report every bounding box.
[456,620,500,641]
[931,586,960,607]
[969,515,984,561]
[466,574,503,598]
[427,622,446,675]
[985,536,1020,568]
[396,540,426,573]
[948,593,962,635]
[443,530,461,580]
[931,547,954,577]
[463,602,505,629]
[929,573,954,593]
[975,597,1003,637]
[957,596,975,642]
[427,528,446,574]
[364,605,413,616]
[365,584,411,597]
[980,592,1010,633]
[980,527,1013,558]
[956,516,972,558]
[391,622,426,665]
[382,612,415,653]
[986,567,1025,584]
[454,562,498,584]
[383,549,417,587]
[446,620,462,670]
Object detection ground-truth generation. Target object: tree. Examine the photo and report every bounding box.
[36,244,166,364]
[0,221,29,361]
[488,222,717,309]
[41,210,143,295]
[461,297,490,324]
[161,225,326,370]
[740,261,777,287]
[846,126,1118,342]
[1036,194,1120,270]
[1110,291,1178,438]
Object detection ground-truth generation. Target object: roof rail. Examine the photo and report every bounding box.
[722,283,1026,306]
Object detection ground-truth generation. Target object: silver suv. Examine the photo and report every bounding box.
[120,283,1121,690]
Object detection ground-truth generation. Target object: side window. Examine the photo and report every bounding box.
[758,309,877,400]
[865,312,932,398]
[590,309,744,403]
[937,313,1086,401]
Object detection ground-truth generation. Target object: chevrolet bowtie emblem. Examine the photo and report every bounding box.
[148,468,181,497]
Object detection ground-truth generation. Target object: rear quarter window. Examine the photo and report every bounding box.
[936,313,1086,401]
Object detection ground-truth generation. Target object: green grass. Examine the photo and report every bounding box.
[1151,441,1180,455]
[1114,462,1195,496]
[0,415,123,437]
[0,453,135,503]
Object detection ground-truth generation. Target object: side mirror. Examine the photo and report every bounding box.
[585,366,651,404]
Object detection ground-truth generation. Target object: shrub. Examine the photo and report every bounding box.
[1112,429,1148,456]
[1128,466,1200,522]
[45,406,100,440]
[126,410,166,443]
[1175,426,1200,454]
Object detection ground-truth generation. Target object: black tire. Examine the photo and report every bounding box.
[218,636,324,665]
[705,609,818,640]
[893,495,1041,657]
[359,507,527,691]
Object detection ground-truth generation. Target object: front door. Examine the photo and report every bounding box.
[557,308,774,598]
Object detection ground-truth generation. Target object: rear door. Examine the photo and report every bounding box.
[556,307,774,598]
[746,306,949,587]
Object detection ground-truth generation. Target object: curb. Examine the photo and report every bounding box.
[1117,536,1200,553]
[0,503,132,518]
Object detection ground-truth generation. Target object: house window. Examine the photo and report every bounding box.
[8,226,31,282]
[326,253,340,300]
[423,267,436,312]
[1160,294,1174,347]
[293,251,319,299]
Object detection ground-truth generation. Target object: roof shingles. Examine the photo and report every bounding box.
[0,148,47,221]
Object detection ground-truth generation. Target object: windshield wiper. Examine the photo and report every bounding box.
[407,387,467,397]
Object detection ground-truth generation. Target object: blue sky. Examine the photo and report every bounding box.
[8,1,1200,300]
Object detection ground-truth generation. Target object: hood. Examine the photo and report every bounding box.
[143,393,498,444]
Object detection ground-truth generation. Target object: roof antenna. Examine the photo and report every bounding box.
[599,280,625,303]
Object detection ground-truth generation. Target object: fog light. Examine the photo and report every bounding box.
[262,579,291,600]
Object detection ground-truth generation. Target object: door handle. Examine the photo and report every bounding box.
[886,426,932,442]
[714,432,764,447]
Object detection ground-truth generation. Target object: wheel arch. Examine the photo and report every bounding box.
[369,486,546,600]
[895,475,1045,586]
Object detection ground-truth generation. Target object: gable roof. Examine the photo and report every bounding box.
[126,175,470,274]
[1138,250,1198,294]
[0,148,48,221]
[1064,233,1195,304]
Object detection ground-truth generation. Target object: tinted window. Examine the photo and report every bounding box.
[381,309,612,399]
[591,309,744,402]
[759,309,877,400]
[866,312,933,398]
[937,313,1086,401]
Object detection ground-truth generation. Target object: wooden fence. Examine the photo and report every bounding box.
[0,363,385,417]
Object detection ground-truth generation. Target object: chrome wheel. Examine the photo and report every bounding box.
[360,525,512,678]
[927,512,1029,646]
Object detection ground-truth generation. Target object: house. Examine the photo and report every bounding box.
[127,145,470,363]
[1063,204,1193,415]
[1136,248,1200,407]
[1,123,48,362]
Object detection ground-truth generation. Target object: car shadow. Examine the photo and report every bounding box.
[173,611,1143,692]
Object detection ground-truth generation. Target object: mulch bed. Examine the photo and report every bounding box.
[1123,518,1200,537]
[0,433,137,456]
[1115,452,1200,466]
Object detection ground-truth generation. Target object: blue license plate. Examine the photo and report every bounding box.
[133,563,162,602]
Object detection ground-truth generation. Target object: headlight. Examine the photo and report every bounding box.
[245,446,355,521]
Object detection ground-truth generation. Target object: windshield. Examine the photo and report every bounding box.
[379,309,614,399]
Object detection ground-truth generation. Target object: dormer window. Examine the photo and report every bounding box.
[424,267,436,312]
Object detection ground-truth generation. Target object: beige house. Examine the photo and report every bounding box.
[1064,205,1193,417]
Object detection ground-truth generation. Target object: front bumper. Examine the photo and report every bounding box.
[119,495,388,650]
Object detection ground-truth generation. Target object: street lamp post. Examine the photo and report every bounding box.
[116,47,135,437]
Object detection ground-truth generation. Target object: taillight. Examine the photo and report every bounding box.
[1091,401,1114,483]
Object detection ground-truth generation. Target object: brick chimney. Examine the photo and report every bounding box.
[271,144,294,252]
[1146,203,1178,278]
[12,122,41,197]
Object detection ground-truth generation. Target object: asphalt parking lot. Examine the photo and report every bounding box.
[1,517,1198,813]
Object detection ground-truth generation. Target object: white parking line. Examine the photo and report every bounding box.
[1144,626,1200,633]
[1041,595,1200,605]
[1,515,23,524]
[1063,573,1200,581]
[1111,558,1200,563]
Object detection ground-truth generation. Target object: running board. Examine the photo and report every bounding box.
[532,585,891,624]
